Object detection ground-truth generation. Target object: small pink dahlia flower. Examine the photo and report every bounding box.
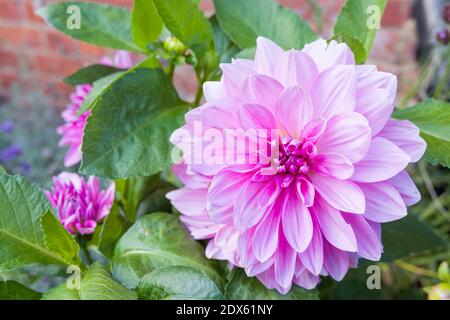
[45,172,115,235]
[167,37,427,293]
[58,51,133,167]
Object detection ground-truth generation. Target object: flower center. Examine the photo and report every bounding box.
[277,137,317,187]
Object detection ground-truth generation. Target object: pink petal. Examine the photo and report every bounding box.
[352,137,411,183]
[234,180,280,229]
[299,216,323,275]
[312,65,357,119]
[203,81,227,102]
[220,59,255,97]
[273,50,319,89]
[343,213,383,261]
[323,241,350,281]
[241,74,284,111]
[377,119,426,162]
[312,196,358,252]
[275,85,313,138]
[359,181,407,223]
[281,190,313,253]
[303,39,355,72]
[238,103,277,130]
[254,37,285,76]
[390,171,421,206]
[166,188,206,216]
[316,112,371,163]
[310,173,365,214]
[207,169,251,217]
[355,88,392,136]
[274,235,297,289]
[252,205,281,262]
[295,177,315,207]
[294,268,321,290]
[313,153,354,180]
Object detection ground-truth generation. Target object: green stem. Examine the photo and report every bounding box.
[433,50,450,99]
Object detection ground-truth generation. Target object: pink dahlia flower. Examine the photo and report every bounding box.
[168,37,427,294]
[45,172,115,235]
[58,51,133,167]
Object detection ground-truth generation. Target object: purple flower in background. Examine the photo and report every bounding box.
[20,162,31,175]
[0,143,22,162]
[45,172,115,235]
[0,120,14,134]
[58,51,133,167]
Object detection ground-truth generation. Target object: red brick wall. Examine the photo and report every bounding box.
[0,0,417,107]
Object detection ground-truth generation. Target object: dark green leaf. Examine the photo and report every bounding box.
[138,266,225,300]
[0,175,69,271]
[132,0,163,48]
[0,281,42,300]
[152,0,214,58]
[210,16,240,63]
[214,0,317,50]
[80,67,187,179]
[225,269,319,300]
[37,2,142,52]
[381,214,448,262]
[90,203,124,258]
[334,0,387,54]
[112,213,225,289]
[43,263,137,300]
[393,99,450,168]
[41,211,81,266]
[63,64,124,86]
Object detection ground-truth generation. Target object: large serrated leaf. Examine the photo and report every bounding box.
[0,175,69,271]
[37,2,142,52]
[334,0,387,54]
[43,263,137,300]
[214,0,317,50]
[152,0,214,58]
[41,211,81,266]
[80,67,188,179]
[137,266,225,300]
[112,213,225,289]
[132,0,163,49]
[0,281,42,300]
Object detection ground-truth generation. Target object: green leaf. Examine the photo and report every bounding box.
[0,281,42,300]
[78,56,161,116]
[137,266,225,300]
[90,203,124,258]
[214,0,317,50]
[210,16,240,63]
[80,68,187,179]
[0,165,6,175]
[225,269,319,300]
[152,0,214,58]
[43,263,137,300]
[0,175,69,271]
[37,2,143,52]
[77,72,123,116]
[334,0,387,54]
[381,214,448,262]
[393,99,450,168]
[112,213,224,289]
[132,0,163,48]
[41,211,81,266]
[63,64,124,86]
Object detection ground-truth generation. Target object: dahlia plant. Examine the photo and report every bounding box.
[0,0,449,301]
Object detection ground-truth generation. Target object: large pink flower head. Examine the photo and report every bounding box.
[58,51,133,167]
[168,37,427,294]
[45,172,115,235]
